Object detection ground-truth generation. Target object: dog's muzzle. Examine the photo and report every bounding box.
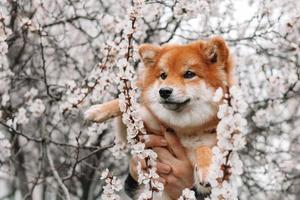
[160,98,191,111]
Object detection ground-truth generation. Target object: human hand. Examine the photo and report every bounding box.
[128,128,195,200]
[129,133,172,184]
[153,128,194,199]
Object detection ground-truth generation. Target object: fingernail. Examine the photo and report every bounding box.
[159,178,166,185]
[161,166,171,173]
[160,139,168,146]
[139,135,145,142]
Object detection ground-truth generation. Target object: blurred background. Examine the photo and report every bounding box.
[0,0,299,199]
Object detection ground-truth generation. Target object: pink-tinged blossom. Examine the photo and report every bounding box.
[179,188,196,200]
[0,0,299,199]
[0,36,8,55]
[252,109,270,127]
[6,119,16,130]
[116,0,163,198]
[110,140,128,158]
[131,142,146,156]
[100,169,123,200]
[267,73,286,99]
[15,107,29,125]
[1,92,9,106]
[213,87,224,102]
[217,103,231,119]
[230,152,243,176]
[0,130,11,166]
[0,24,12,100]
[101,168,109,180]
[137,189,152,200]
[24,88,38,100]
[208,86,248,200]
[28,99,46,117]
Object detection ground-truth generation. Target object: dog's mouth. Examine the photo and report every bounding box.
[160,98,191,111]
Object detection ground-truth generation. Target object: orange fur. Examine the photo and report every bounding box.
[196,146,212,182]
[139,37,234,95]
[85,36,234,197]
[84,99,121,123]
[139,36,234,189]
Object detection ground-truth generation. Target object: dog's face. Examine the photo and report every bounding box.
[138,37,233,128]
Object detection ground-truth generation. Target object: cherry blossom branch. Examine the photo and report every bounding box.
[0,1,299,199]
[117,0,163,199]
[62,45,114,114]
[1,122,99,149]
[208,86,248,200]
[62,143,114,182]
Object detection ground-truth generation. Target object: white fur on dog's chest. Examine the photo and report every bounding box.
[179,133,217,150]
[138,105,217,198]
[179,133,217,167]
[139,105,217,148]
[139,105,217,166]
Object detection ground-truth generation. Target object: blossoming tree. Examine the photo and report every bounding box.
[0,0,299,199]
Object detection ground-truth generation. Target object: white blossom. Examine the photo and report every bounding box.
[179,188,196,200]
[116,0,163,197]
[101,168,109,180]
[0,36,8,55]
[137,189,152,200]
[217,103,231,119]
[252,109,270,127]
[208,86,248,200]
[131,142,146,156]
[1,92,9,106]
[267,73,286,99]
[15,107,29,125]
[100,169,122,200]
[110,140,127,158]
[28,99,45,117]
[0,130,11,164]
[0,1,299,199]
[213,87,224,102]
[24,88,38,99]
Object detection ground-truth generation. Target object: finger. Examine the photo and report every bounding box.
[139,134,168,148]
[153,147,176,163]
[144,124,162,136]
[154,177,167,185]
[159,174,177,186]
[156,162,171,174]
[163,128,187,159]
[130,157,147,181]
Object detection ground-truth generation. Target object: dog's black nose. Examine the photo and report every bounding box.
[159,87,173,99]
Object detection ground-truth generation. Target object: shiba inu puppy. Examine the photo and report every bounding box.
[85,36,234,199]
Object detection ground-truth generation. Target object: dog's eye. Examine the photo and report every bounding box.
[160,72,167,80]
[183,71,196,79]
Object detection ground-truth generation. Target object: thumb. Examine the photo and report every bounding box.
[162,127,186,159]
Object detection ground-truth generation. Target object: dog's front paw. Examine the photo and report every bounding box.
[196,166,210,184]
[84,99,121,123]
[194,166,211,195]
[84,104,107,122]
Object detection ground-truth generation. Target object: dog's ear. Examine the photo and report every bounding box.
[204,36,229,64]
[139,44,161,67]
[204,36,234,86]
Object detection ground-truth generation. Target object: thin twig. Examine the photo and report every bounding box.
[46,145,71,200]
